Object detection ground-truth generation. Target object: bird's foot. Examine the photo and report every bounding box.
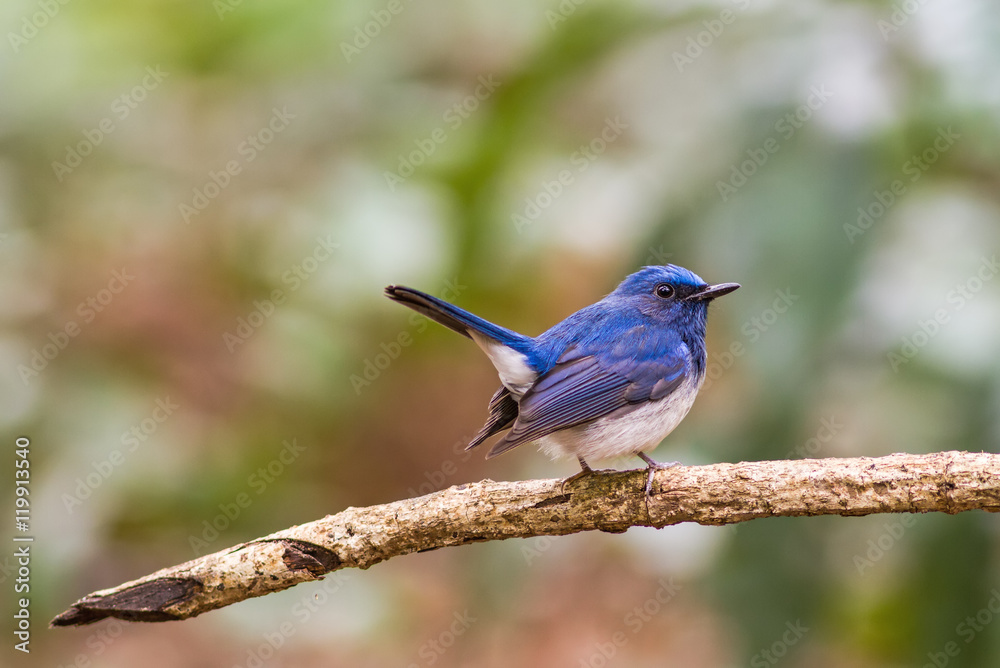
[561,457,612,493]
[637,453,680,496]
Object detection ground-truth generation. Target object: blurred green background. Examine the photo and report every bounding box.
[3,0,1000,666]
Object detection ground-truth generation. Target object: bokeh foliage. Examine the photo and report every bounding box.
[2,0,1000,665]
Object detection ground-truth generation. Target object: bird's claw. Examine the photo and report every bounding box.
[561,457,614,493]
[561,467,592,493]
[637,453,680,496]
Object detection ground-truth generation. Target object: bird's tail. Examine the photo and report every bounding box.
[384,285,532,350]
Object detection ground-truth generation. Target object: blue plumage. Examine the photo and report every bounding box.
[385,264,739,492]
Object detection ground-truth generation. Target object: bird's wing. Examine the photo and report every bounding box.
[486,337,689,458]
[466,386,518,451]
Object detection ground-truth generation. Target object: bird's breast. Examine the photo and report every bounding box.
[536,372,703,461]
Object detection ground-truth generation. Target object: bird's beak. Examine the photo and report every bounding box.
[687,282,741,301]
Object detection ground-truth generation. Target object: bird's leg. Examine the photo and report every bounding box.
[637,452,680,496]
[561,457,595,492]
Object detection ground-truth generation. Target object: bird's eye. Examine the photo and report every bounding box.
[654,283,675,299]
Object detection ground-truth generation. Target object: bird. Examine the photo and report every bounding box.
[384,264,739,494]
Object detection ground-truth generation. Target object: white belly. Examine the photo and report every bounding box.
[535,373,702,461]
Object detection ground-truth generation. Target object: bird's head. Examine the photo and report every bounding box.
[611,264,740,329]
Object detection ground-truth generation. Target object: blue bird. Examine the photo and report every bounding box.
[385,265,739,493]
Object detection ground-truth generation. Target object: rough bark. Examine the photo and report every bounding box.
[51,451,1000,627]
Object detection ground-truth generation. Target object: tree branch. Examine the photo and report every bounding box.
[52,451,1000,627]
